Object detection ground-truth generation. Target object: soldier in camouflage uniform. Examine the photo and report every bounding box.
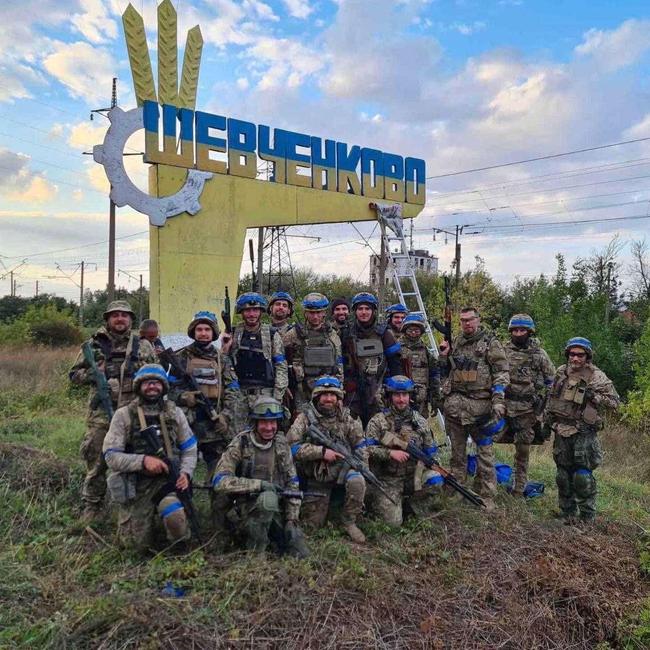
[283,293,344,411]
[287,376,368,543]
[102,364,197,553]
[170,311,243,482]
[70,300,156,520]
[330,297,350,336]
[212,397,309,557]
[438,306,510,510]
[399,313,442,418]
[268,291,295,338]
[544,337,619,523]
[366,376,443,526]
[341,292,402,427]
[385,303,409,337]
[496,314,555,496]
[139,319,164,355]
[230,292,288,408]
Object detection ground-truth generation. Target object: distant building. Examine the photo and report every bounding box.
[369,248,438,289]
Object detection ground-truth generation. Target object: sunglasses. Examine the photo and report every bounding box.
[568,352,587,358]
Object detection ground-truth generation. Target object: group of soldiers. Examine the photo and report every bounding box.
[69,290,620,556]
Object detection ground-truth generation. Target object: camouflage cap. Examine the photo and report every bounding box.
[103,300,135,320]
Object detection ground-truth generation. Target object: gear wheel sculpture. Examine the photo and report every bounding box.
[93,106,212,227]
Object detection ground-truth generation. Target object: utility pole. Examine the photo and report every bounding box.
[605,261,613,326]
[35,280,39,297]
[139,274,143,323]
[256,227,264,292]
[434,225,465,286]
[10,271,14,296]
[248,239,257,291]
[79,261,85,327]
[378,221,387,310]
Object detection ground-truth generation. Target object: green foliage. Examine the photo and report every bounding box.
[621,318,650,432]
[81,286,149,328]
[0,303,82,346]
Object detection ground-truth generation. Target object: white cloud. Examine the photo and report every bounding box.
[575,19,650,71]
[0,149,58,204]
[43,41,118,104]
[0,60,46,103]
[283,0,314,19]
[67,120,108,151]
[71,0,118,44]
[454,21,486,36]
[623,114,650,139]
[236,77,250,90]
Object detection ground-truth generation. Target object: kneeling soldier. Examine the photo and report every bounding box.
[102,364,198,553]
[287,376,367,543]
[366,376,443,526]
[212,397,309,557]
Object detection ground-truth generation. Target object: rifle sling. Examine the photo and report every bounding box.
[137,405,174,459]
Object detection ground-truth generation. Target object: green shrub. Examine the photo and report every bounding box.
[0,304,82,347]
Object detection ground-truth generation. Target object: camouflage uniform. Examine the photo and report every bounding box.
[441,327,510,500]
[498,338,555,494]
[70,325,155,511]
[102,395,198,552]
[170,341,243,495]
[341,319,402,426]
[546,362,619,520]
[399,334,441,418]
[287,402,367,531]
[212,429,306,554]
[366,406,443,526]
[231,322,288,407]
[284,322,344,410]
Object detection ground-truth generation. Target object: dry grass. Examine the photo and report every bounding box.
[0,345,78,394]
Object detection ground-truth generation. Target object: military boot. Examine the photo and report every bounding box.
[343,523,366,543]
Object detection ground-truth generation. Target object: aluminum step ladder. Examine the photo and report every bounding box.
[371,202,447,436]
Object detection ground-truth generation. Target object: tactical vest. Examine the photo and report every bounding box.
[125,400,181,459]
[380,409,420,477]
[186,353,222,402]
[402,341,429,386]
[233,325,275,388]
[296,323,338,378]
[237,432,278,481]
[449,331,494,397]
[94,331,140,399]
[505,343,543,402]
[547,365,596,424]
[348,322,388,378]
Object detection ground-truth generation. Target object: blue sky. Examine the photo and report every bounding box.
[1,0,650,302]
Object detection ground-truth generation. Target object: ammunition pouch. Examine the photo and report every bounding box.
[303,345,336,376]
[107,472,137,504]
[355,338,383,358]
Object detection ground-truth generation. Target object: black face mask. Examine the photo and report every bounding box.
[511,333,530,348]
[194,340,212,349]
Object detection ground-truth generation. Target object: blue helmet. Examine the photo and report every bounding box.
[351,292,378,310]
[565,337,593,357]
[187,310,220,339]
[385,303,408,317]
[235,292,268,314]
[268,291,294,315]
[401,313,426,332]
[133,363,170,394]
[508,313,535,332]
[312,375,344,399]
[302,292,329,311]
[384,375,416,393]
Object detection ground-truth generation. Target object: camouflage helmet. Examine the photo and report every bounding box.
[103,299,135,321]
[401,313,426,332]
[384,375,416,393]
[268,290,295,315]
[311,375,344,400]
[133,363,169,394]
[508,313,536,333]
[249,396,285,420]
[187,310,220,340]
[351,292,378,311]
[302,292,329,312]
[235,292,268,314]
[565,336,593,358]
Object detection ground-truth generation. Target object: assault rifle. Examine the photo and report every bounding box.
[433,275,452,350]
[193,483,325,499]
[346,335,370,427]
[221,286,232,334]
[305,415,397,505]
[139,425,202,542]
[401,438,486,509]
[158,347,219,422]
[82,341,114,420]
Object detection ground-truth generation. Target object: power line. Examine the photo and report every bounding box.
[426,136,650,179]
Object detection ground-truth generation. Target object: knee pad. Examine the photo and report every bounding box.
[573,468,595,498]
[345,471,366,500]
[158,495,188,541]
[254,491,280,522]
